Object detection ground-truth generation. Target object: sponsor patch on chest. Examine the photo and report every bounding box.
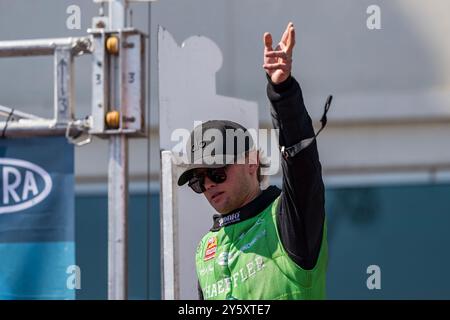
[204,236,217,261]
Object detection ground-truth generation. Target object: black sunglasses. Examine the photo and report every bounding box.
[188,166,228,194]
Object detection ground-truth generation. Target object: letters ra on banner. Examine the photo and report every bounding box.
[0,137,74,238]
[0,137,73,216]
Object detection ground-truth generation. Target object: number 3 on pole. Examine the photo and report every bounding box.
[54,49,73,125]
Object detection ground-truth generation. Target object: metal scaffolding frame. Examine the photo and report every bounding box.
[0,0,154,300]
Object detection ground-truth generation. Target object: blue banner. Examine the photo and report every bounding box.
[0,137,74,300]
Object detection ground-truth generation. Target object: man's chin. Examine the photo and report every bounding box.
[208,196,227,213]
[210,202,229,215]
[212,205,227,214]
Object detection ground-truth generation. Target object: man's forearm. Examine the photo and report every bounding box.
[267,75,326,270]
[267,74,315,147]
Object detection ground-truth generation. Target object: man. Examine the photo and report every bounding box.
[177,22,328,300]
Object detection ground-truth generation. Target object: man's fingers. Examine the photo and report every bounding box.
[263,23,294,76]
[263,62,290,71]
[265,50,289,60]
[264,32,273,51]
[286,24,296,54]
[281,22,293,45]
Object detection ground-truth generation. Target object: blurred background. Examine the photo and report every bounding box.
[0,0,449,299]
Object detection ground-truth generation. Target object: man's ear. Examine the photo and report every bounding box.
[248,162,259,175]
[248,154,259,176]
[245,149,259,175]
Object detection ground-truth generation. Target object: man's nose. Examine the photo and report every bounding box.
[204,175,216,190]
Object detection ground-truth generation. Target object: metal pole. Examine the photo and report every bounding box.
[0,120,84,137]
[109,0,127,29]
[160,151,180,299]
[107,0,129,300]
[108,134,128,300]
[0,37,91,57]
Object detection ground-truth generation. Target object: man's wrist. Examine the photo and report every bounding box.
[266,73,293,93]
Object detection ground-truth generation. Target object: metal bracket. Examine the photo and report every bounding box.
[0,26,147,138]
[88,28,146,137]
[0,37,92,137]
[65,119,92,146]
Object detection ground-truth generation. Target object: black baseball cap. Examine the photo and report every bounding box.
[177,120,255,186]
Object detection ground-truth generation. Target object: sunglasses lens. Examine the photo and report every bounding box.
[188,166,227,193]
[188,177,205,194]
[208,167,227,183]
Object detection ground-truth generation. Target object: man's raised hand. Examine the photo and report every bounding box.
[263,22,296,84]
